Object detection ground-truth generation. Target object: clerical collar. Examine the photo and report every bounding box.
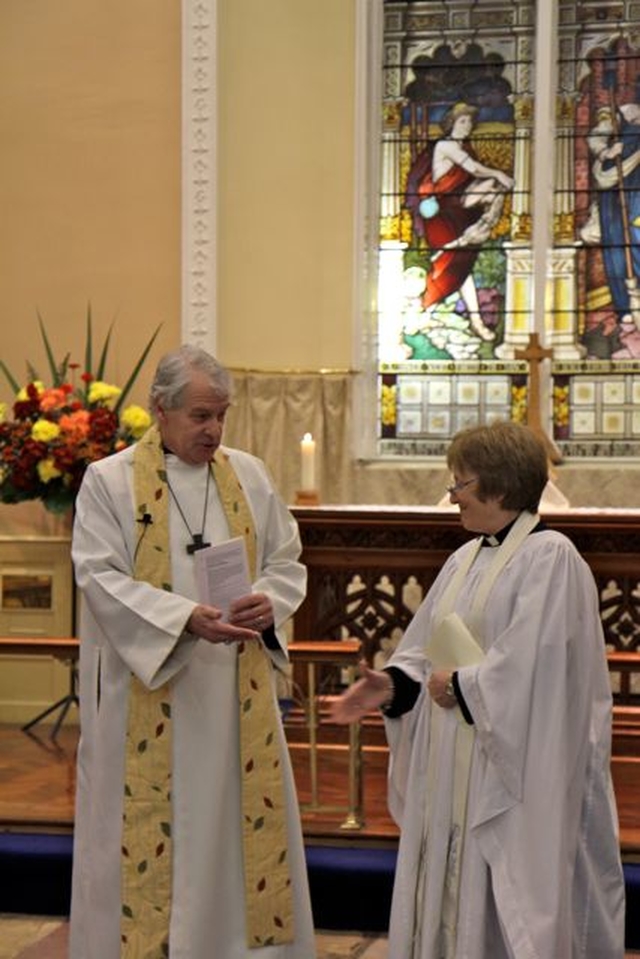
[481,515,545,547]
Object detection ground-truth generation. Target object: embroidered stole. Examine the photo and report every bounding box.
[413,511,540,958]
[121,426,293,958]
[210,449,294,947]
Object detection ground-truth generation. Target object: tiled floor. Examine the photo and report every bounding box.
[2,917,639,959]
[0,916,65,959]
[0,916,389,959]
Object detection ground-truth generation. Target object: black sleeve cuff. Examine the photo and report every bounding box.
[380,666,421,718]
[452,671,474,725]
[261,624,281,650]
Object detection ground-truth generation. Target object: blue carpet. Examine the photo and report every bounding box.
[625,863,640,950]
[0,832,638,946]
[0,833,73,916]
[305,844,397,931]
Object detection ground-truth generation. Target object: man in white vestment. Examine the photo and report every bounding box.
[332,421,625,958]
[69,345,316,959]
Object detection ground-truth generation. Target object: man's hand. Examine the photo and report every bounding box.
[187,604,260,645]
[228,592,273,633]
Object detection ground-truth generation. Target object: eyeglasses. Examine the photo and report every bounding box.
[445,477,478,495]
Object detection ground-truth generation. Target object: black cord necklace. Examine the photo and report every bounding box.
[165,463,212,554]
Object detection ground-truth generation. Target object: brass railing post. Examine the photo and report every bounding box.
[306,660,319,805]
[288,639,364,829]
[340,661,364,831]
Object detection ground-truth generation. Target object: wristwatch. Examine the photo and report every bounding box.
[444,674,456,701]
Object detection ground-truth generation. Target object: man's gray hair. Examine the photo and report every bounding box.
[149,345,232,413]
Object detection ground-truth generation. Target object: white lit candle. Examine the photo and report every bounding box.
[300,432,316,491]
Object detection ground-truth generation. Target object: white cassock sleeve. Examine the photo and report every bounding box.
[72,450,198,689]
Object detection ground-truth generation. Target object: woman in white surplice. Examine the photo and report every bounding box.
[331,421,625,959]
[70,346,316,959]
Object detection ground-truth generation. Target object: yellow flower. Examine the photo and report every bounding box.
[31,419,61,442]
[16,381,45,401]
[0,403,6,423]
[120,404,152,439]
[88,380,122,406]
[37,458,63,483]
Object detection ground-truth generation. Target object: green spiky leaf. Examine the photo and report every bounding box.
[0,360,20,395]
[114,323,162,414]
[84,304,93,397]
[37,310,63,386]
[96,321,115,381]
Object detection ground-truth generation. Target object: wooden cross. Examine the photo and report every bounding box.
[514,332,563,465]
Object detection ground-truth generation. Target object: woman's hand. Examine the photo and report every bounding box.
[330,661,394,724]
[427,669,457,709]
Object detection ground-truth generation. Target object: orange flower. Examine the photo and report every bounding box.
[39,386,72,412]
[59,409,91,443]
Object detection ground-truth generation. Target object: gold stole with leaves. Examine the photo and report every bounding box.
[120,425,294,957]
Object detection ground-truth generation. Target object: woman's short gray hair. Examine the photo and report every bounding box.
[447,420,548,512]
[149,345,232,414]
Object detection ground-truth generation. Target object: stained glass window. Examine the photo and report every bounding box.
[376,0,640,457]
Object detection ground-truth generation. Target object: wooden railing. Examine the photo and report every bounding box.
[4,635,639,731]
[609,651,640,707]
[3,634,638,849]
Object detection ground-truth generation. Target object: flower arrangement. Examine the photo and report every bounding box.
[0,311,161,513]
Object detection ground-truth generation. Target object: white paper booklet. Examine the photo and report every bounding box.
[193,536,252,622]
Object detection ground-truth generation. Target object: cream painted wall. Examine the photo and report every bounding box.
[217,0,357,369]
[0,1,183,723]
[0,0,182,407]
